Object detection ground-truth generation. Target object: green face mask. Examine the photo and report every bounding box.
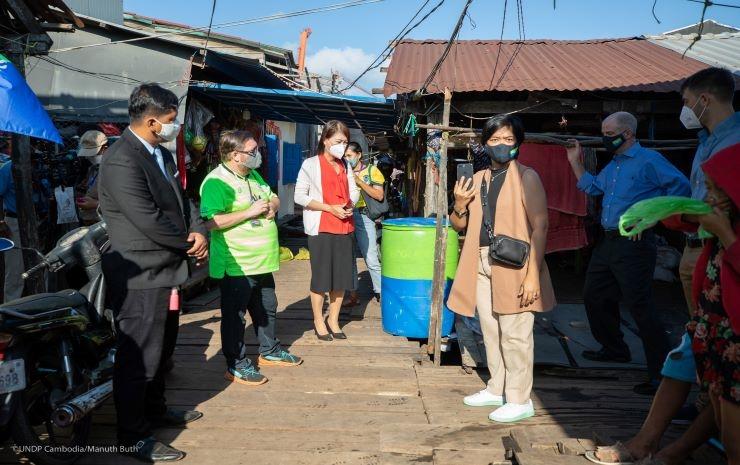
[347,156,360,168]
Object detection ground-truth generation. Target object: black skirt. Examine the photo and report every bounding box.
[308,233,355,293]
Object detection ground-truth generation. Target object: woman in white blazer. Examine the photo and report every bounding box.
[294,120,360,341]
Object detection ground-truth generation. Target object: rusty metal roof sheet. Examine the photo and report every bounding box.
[383,38,710,96]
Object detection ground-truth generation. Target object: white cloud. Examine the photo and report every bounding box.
[305,46,387,95]
[281,41,299,56]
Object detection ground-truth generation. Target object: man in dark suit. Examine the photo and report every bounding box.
[99,84,208,462]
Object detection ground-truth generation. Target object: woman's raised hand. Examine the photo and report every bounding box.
[454,177,476,210]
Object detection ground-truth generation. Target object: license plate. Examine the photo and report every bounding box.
[0,359,26,394]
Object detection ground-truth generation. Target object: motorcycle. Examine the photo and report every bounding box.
[0,221,116,465]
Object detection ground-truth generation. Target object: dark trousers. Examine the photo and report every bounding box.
[110,286,178,444]
[583,231,669,381]
[219,273,281,369]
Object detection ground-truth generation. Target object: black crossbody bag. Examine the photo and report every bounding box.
[360,165,389,220]
[480,180,530,269]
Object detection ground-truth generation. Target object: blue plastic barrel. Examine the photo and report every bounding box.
[380,218,459,338]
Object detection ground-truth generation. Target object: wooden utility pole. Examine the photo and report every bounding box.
[427,88,452,366]
[7,52,44,294]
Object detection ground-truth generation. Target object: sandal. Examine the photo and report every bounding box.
[585,442,636,465]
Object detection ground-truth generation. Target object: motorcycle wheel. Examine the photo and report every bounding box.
[10,366,93,465]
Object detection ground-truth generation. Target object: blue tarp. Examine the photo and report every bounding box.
[190,83,396,132]
[0,53,62,144]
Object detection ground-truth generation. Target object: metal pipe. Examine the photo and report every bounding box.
[60,339,74,391]
[51,380,113,427]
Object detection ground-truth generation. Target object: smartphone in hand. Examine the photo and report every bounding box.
[456,163,474,183]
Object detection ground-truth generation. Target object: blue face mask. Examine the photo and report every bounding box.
[484,144,519,163]
[347,156,360,168]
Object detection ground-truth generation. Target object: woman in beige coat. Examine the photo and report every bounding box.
[448,114,555,423]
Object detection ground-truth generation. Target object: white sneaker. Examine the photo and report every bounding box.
[463,389,504,407]
[489,400,535,423]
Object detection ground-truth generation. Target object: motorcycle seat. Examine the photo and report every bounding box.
[0,290,87,316]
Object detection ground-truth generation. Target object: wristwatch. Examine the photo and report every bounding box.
[453,207,468,218]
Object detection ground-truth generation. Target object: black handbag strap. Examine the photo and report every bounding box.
[480,180,494,244]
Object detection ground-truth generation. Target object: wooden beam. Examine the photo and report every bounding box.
[4,0,45,34]
[428,87,452,366]
[41,22,75,32]
[7,53,44,295]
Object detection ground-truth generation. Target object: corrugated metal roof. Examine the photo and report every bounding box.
[383,38,710,96]
[648,32,740,74]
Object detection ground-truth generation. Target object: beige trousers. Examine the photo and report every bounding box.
[476,247,534,404]
[679,245,701,315]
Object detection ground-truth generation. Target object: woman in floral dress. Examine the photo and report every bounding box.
[688,143,740,464]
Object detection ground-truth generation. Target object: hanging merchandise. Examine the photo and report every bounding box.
[184,99,214,156]
[425,129,442,167]
[404,114,418,136]
[55,186,78,224]
[619,196,713,239]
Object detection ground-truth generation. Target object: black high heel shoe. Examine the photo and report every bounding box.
[314,328,333,342]
[326,318,347,340]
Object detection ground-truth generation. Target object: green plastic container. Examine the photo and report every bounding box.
[380,218,459,338]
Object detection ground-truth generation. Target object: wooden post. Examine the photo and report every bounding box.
[427,88,452,366]
[8,52,44,294]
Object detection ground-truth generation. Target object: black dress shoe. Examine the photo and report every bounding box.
[328,328,347,340]
[148,409,203,428]
[582,348,631,363]
[326,318,347,339]
[122,437,185,462]
[314,328,333,341]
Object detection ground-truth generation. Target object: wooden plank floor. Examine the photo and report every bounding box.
[1,260,726,464]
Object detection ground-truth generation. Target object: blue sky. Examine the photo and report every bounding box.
[123,0,740,93]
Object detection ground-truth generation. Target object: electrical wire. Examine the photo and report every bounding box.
[686,0,740,7]
[341,0,446,92]
[49,0,384,54]
[488,0,526,92]
[486,0,509,90]
[200,0,218,63]
[684,0,711,56]
[341,0,433,90]
[418,0,474,94]
[35,55,143,86]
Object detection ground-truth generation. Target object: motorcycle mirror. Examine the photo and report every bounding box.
[0,238,14,252]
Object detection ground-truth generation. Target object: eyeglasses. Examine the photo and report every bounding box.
[234,150,259,157]
[488,137,516,145]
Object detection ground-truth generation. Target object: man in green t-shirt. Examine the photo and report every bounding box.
[200,130,302,386]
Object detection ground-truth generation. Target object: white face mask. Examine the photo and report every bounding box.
[90,155,102,165]
[239,149,262,170]
[680,99,707,130]
[328,143,347,159]
[155,119,181,142]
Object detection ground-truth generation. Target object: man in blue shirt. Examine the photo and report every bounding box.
[0,159,24,302]
[676,67,740,315]
[567,111,690,395]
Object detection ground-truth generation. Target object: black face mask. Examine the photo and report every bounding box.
[484,144,519,163]
[602,133,626,153]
